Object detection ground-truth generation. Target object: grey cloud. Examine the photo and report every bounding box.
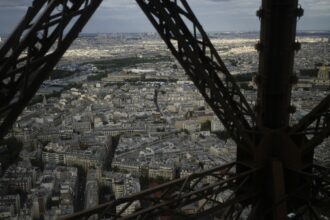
[0,0,30,7]
[0,0,329,34]
[207,0,233,2]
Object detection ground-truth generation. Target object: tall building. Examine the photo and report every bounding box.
[317,63,329,80]
[317,38,329,80]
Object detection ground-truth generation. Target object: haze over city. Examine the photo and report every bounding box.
[0,0,329,34]
[0,0,330,219]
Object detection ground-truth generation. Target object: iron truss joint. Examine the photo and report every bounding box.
[296,6,304,18]
[255,42,263,52]
[293,41,302,52]
[256,8,264,19]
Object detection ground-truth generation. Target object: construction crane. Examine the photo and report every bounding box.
[0,0,329,219]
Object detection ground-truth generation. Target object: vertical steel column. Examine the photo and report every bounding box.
[254,1,303,219]
[256,0,300,129]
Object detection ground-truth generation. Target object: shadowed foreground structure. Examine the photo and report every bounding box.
[0,0,329,219]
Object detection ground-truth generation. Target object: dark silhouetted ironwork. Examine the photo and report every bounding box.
[0,0,329,219]
[59,162,259,220]
[0,0,102,138]
[137,0,257,152]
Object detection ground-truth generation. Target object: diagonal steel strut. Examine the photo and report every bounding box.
[291,94,330,153]
[59,162,258,220]
[0,0,329,219]
[0,0,102,139]
[136,0,257,151]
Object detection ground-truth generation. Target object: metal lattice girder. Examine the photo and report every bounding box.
[0,0,103,139]
[59,162,259,220]
[0,0,46,62]
[291,94,330,153]
[303,164,330,200]
[136,0,257,151]
[273,164,330,219]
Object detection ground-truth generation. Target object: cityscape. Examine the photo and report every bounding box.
[0,31,329,219]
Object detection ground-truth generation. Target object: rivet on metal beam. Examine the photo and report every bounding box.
[290,75,298,85]
[295,6,304,18]
[253,74,262,86]
[293,42,301,52]
[256,8,264,19]
[253,104,260,113]
[289,105,296,114]
[255,42,263,52]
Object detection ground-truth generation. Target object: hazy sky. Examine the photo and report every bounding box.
[0,0,329,34]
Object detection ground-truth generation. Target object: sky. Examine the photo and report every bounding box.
[0,0,329,34]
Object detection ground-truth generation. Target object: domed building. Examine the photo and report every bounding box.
[313,63,330,89]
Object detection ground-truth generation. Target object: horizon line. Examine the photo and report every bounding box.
[0,30,330,37]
